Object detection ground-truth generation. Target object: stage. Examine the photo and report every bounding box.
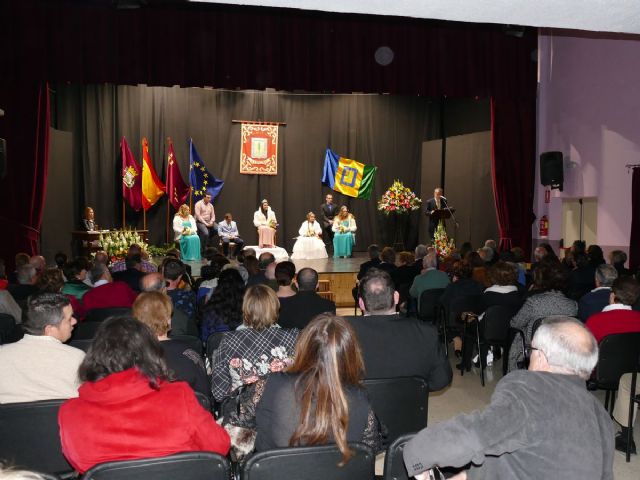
[183,253,366,308]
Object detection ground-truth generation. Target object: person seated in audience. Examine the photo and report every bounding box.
[409,251,450,311]
[403,317,613,480]
[577,264,618,322]
[609,249,632,277]
[278,268,336,330]
[8,264,40,310]
[54,251,68,270]
[223,314,382,460]
[258,251,276,270]
[274,261,297,299]
[0,286,21,324]
[61,259,91,300]
[291,211,328,260]
[218,212,245,258]
[391,251,418,310]
[37,268,85,322]
[355,245,381,298]
[140,272,198,337]
[587,244,606,268]
[483,239,498,265]
[539,242,559,261]
[376,246,397,275]
[28,255,46,281]
[413,244,428,275]
[567,251,596,300]
[332,206,357,258]
[92,250,109,267]
[58,316,230,473]
[245,255,268,287]
[8,253,30,284]
[111,254,146,292]
[466,251,490,287]
[196,255,230,304]
[81,263,137,314]
[132,292,209,397]
[211,284,299,403]
[346,269,452,390]
[477,246,494,266]
[200,268,246,341]
[585,276,640,454]
[110,243,157,273]
[264,261,278,291]
[161,259,197,321]
[508,258,577,371]
[0,293,84,403]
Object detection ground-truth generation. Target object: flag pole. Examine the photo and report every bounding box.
[143,210,147,231]
[122,199,125,229]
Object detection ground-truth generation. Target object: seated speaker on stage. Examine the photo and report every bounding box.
[218,212,244,258]
[332,205,356,258]
[253,199,278,248]
[172,204,201,262]
[291,212,328,260]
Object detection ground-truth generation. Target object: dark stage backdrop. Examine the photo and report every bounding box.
[53,85,439,252]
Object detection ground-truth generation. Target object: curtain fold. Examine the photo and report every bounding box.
[629,167,640,272]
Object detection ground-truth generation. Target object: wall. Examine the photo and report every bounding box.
[535,30,640,259]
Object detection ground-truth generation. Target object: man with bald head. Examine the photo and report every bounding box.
[404,317,614,480]
[277,268,336,330]
[140,272,198,337]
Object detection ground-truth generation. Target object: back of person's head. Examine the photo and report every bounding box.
[89,263,109,284]
[358,269,395,313]
[587,244,605,266]
[367,244,380,260]
[414,244,427,261]
[574,251,590,269]
[93,251,109,266]
[484,239,497,250]
[533,257,567,291]
[243,248,257,259]
[380,247,396,264]
[510,246,525,263]
[165,248,181,260]
[204,268,245,328]
[452,261,473,280]
[539,242,558,259]
[572,240,586,255]
[242,284,279,330]
[210,254,230,272]
[199,265,217,281]
[17,264,37,285]
[531,317,598,379]
[79,316,169,388]
[275,261,296,286]
[24,292,71,335]
[132,292,172,336]
[258,252,276,269]
[478,246,494,263]
[54,252,68,269]
[397,251,414,266]
[127,244,142,256]
[595,264,618,288]
[162,259,184,281]
[14,253,30,269]
[287,314,364,465]
[204,247,219,262]
[488,261,518,286]
[458,242,473,259]
[36,268,65,293]
[141,272,165,292]
[611,276,640,306]
[29,255,46,273]
[244,255,260,276]
[62,260,83,282]
[422,252,438,270]
[0,463,48,480]
[296,268,319,292]
[125,254,142,270]
[609,250,628,266]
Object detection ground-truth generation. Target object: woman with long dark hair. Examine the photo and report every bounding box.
[201,268,246,341]
[58,316,230,473]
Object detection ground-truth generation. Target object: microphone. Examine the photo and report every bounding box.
[440,196,447,201]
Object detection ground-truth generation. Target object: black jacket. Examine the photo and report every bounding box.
[357,258,382,280]
[278,291,336,330]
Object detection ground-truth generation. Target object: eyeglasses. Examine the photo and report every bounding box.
[524,346,542,358]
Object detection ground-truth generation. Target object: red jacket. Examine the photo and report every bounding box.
[81,281,138,316]
[585,308,640,343]
[58,368,230,473]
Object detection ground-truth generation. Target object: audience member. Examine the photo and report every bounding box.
[211,285,299,402]
[567,251,596,300]
[0,288,21,324]
[347,269,452,389]
[110,244,157,273]
[508,259,576,371]
[163,259,197,321]
[577,264,618,322]
[376,247,397,275]
[585,276,640,342]
[245,255,268,287]
[111,254,145,292]
[8,253,30,284]
[409,252,450,310]
[587,244,606,268]
[58,316,230,473]
[413,244,429,274]
[61,260,91,300]
[28,255,46,280]
[609,249,632,277]
[392,251,418,309]
[92,250,109,266]
[132,292,209,397]
[200,268,246,340]
[8,264,40,309]
[0,293,84,403]
[278,268,336,330]
[477,245,494,265]
[258,251,276,270]
[82,263,138,313]
[36,268,85,322]
[357,244,381,280]
[264,261,278,291]
[196,255,230,303]
[467,251,490,287]
[140,272,198,337]
[274,261,297,299]
[403,317,613,479]
[54,252,68,270]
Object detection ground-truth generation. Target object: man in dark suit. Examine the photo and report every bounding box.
[577,264,618,322]
[278,268,336,330]
[357,244,381,280]
[346,269,452,390]
[425,187,448,240]
[376,247,397,276]
[319,193,336,252]
[111,254,146,292]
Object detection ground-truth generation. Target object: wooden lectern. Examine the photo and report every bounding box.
[429,208,455,223]
[71,230,149,257]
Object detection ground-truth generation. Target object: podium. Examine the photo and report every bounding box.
[429,208,455,223]
[71,230,148,257]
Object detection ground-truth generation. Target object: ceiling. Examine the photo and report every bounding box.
[191,0,640,35]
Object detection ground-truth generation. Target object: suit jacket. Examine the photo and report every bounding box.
[345,314,452,391]
[112,268,145,292]
[376,262,397,276]
[577,288,611,322]
[357,258,382,280]
[81,281,138,313]
[319,202,337,228]
[278,291,336,330]
[425,197,448,226]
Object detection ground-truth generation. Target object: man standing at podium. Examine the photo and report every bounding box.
[425,187,447,240]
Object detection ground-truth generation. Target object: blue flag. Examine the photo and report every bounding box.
[189,139,224,200]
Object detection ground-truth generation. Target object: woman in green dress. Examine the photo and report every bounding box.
[332,206,357,258]
[173,204,201,261]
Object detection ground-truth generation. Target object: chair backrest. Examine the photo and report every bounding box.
[363,377,428,444]
[0,399,73,475]
[596,332,640,389]
[80,452,231,480]
[67,338,94,352]
[84,307,132,323]
[71,321,103,340]
[206,332,226,359]
[448,294,483,318]
[0,312,22,344]
[382,433,415,480]
[170,334,203,356]
[241,443,374,480]
[418,288,445,321]
[482,305,518,344]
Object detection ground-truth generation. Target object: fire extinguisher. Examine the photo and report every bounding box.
[539,215,549,238]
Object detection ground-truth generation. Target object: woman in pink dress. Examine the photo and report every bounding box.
[253,199,277,248]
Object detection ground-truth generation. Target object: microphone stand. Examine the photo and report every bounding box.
[441,197,459,245]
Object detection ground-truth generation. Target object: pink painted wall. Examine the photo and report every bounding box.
[535,30,640,253]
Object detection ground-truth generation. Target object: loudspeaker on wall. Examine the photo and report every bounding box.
[540,151,563,190]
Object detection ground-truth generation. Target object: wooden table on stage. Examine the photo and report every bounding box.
[71,230,149,257]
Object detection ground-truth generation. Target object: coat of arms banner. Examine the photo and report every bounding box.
[240,123,278,175]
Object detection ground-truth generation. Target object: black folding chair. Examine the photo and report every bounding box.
[80,452,231,480]
[0,312,22,344]
[84,307,132,323]
[67,338,93,352]
[206,332,226,360]
[0,399,73,476]
[382,433,415,480]
[241,443,374,480]
[418,288,445,323]
[626,369,640,462]
[169,334,203,356]
[450,295,483,376]
[363,377,428,444]
[71,321,103,340]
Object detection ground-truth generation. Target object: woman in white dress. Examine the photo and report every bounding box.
[291,212,328,260]
[253,199,278,248]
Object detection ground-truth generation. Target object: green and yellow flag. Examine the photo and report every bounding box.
[321,148,377,199]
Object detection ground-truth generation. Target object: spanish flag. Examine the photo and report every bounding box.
[321,148,377,200]
[141,138,166,211]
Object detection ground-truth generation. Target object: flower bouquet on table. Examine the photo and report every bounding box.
[377,180,422,215]
[433,222,455,260]
[97,228,150,263]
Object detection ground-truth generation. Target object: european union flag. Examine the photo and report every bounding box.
[189,139,224,199]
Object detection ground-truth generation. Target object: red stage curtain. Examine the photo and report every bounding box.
[629,167,640,272]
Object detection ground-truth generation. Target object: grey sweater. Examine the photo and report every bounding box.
[403,371,614,480]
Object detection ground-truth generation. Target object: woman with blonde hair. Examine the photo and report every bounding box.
[332,206,356,258]
[173,204,201,261]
